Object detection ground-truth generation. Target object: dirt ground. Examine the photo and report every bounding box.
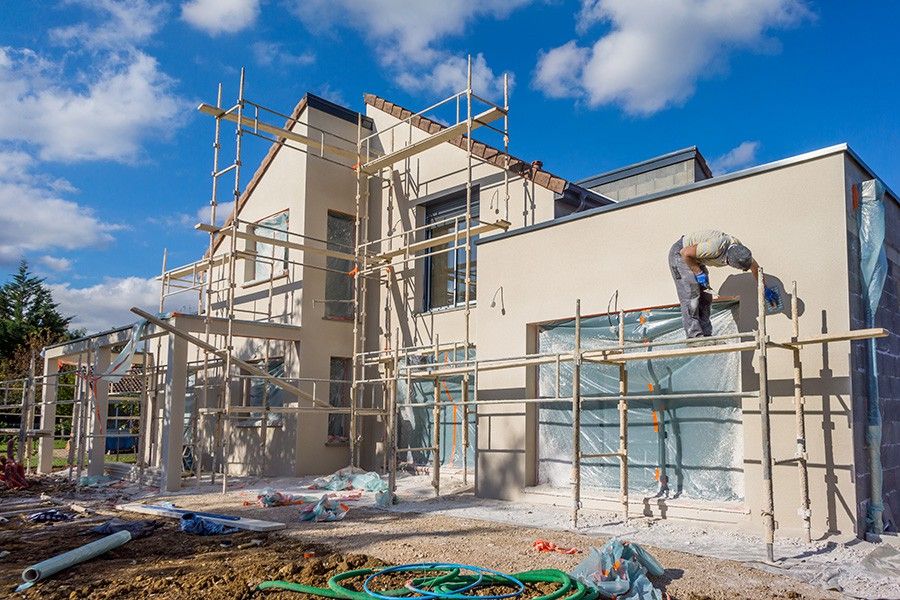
[0,483,843,600]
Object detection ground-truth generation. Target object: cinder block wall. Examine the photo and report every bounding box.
[846,156,900,534]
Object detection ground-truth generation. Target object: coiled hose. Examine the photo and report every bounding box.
[258,565,599,600]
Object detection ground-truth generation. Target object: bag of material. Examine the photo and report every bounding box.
[179,513,238,535]
[298,495,349,522]
[571,539,664,600]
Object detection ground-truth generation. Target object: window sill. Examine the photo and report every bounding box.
[323,315,354,323]
[242,270,289,289]
[325,440,350,447]
[418,301,476,317]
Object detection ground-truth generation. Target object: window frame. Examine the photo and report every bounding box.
[423,191,480,312]
[324,209,356,321]
[244,210,290,286]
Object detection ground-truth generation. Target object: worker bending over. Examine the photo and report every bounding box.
[669,230,779,338]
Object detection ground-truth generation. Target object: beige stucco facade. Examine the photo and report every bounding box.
[37,90,895,541]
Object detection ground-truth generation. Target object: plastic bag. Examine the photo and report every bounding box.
[298,495,349,522]
[571,539,664,600]
[179,513,238,535]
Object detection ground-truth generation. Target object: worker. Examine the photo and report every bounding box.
[668,230,780,338]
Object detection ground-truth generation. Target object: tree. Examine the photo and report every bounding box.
[0,261,75,379]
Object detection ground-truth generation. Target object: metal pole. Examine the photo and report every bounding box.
[791,281,811,542]
[388,331,399,495]
[350,114,363,470]
[572,299,582,527]
[618,310,629,520]
[758,269,776,562]
[432,335,441,496]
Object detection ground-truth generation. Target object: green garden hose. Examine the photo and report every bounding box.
[258,567,599,600]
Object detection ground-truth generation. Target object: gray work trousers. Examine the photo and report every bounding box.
[669,238,712,338]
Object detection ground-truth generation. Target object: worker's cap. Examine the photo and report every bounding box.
[725,244,753,271]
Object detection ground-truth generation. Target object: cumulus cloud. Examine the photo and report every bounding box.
[38,255,73,272]
[182,0,260,35]
[533,0,811,114]
[290,0,526,98]
[50,0,166,50]
[0,150,121,263]
[0,48,188,163]
[251,41,315,69]
[49,276,162,332]
[711,140,760,174]
[396,54,512,100]
[1,1,190,163]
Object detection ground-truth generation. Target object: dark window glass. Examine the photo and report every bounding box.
[328,357,351,442]
[325,211,355,319]
[425,194,478,310]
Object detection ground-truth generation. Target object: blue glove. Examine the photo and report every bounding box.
[764,286,780,307]
[694,272,710,289]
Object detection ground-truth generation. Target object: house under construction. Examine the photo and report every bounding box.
[4,60,897,562]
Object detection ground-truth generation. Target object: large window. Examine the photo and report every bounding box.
[247,211,289,282]
[328,357,351,444]
[424,194,478,311]
[325,211,355,320]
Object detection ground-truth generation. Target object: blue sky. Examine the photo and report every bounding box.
[0,0,897,331]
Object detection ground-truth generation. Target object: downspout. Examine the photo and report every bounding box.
[858,179,887,534]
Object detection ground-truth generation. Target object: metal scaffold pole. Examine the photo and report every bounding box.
[221,67,246,493]
[757,269,776,563]
[572,299,582,527]
[791,281,812,542]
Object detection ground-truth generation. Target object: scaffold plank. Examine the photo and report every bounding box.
[361,106,505,174]
[373,219,510,264]
[198,103,358,162]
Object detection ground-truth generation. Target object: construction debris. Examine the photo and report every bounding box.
[533,539,581,555]
[571,539,665,600]
[16,530,132,592]
[180,513,238,536]
[298,495,349,523]
[116,502,286,532]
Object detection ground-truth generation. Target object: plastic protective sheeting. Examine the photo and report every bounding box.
[537,302,744,502]
[397,348,475,467]
[859,179,888,533]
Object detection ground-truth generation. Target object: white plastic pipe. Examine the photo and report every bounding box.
[18,530,131,590]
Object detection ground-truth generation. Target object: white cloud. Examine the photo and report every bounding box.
[0,48,189,163]
[196,200,234,227]
[533,41,589,99]
[38,255,73,272]
[252,41,315,69]
[50,0,166,50]
[396,54,512,100]
[711,140,760,174]
[182,0,260,35]
[290,0,527,98]
[0,150,122,263]
[49,276,161,332]
[533,0,810,114]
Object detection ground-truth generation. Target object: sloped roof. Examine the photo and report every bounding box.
[364,93,571,194]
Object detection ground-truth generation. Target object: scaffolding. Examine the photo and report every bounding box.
[0,59,888,564]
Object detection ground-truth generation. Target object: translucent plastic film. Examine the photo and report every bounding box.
[397,348,475,467]
[537,302,744,502]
